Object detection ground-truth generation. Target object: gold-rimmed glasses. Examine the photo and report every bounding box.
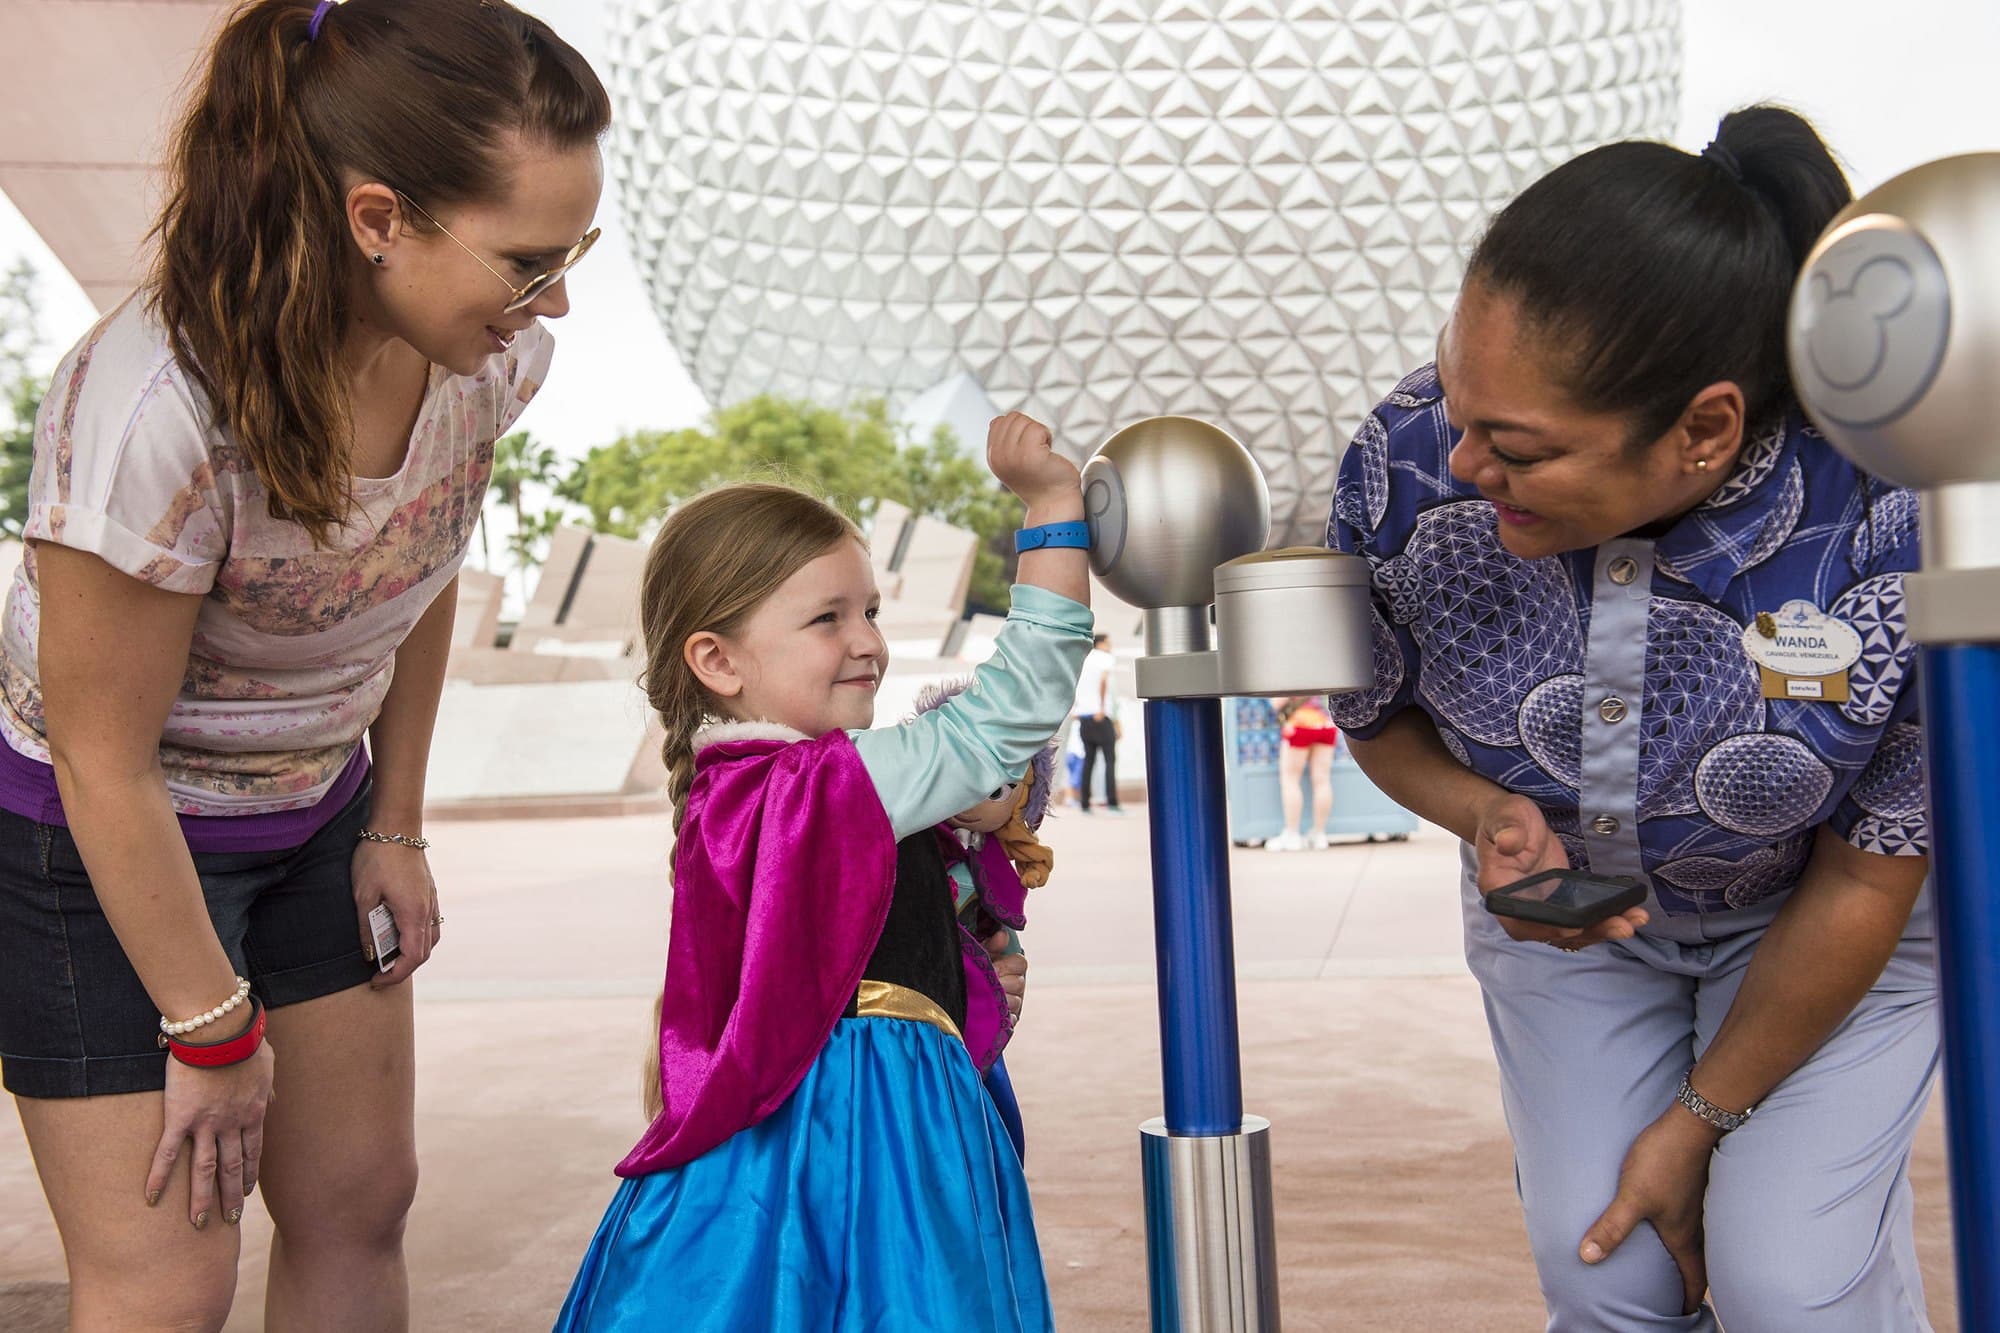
[395,191,599,315]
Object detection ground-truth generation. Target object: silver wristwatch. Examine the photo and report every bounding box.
[1675,1070,1754,1135]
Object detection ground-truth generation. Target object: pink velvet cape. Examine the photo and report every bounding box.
[615,730,898,1178]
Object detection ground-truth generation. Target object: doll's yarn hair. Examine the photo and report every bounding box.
[909,677,1059,831]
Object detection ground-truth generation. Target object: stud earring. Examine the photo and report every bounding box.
[370,253,385,266]
[1695,458,1709,471]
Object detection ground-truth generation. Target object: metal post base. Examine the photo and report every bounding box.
[1140,1117,1281,1332]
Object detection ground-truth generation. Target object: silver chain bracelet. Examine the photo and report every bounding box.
[1675,1069,1754,1135]
[358,828,431,850]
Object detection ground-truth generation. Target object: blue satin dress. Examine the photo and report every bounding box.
[553,1016,1052,1331]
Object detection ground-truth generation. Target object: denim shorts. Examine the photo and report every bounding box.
[0,781,379,1098]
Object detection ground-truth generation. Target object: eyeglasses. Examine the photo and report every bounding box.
[395,191,599,315]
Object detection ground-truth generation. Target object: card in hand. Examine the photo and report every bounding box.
[368,903,401,973]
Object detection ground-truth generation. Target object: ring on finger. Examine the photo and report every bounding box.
[429,913,444,926]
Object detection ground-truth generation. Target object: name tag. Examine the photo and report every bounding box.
[1743,601,1861,704]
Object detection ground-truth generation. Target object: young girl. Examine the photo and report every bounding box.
[554,413,1091,1332]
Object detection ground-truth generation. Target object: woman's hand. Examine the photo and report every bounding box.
[987,412,1079,511]
[352,839,440,988]
[147,1030,276,1230]
[986,931,1028,1023]
[1579,1107,1718,1316]
[1474,792,1648,948]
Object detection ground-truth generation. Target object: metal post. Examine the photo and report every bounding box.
[1079,419,1283,1332]
[1787,151,2000,1325]
[1136,693,1279,1332]
[1920,644,2000,1311]
[1143,696,1244,1136]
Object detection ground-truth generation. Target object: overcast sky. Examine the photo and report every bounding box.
[4,0,1996,467]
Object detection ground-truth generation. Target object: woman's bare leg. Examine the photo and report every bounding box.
[1309,744,1335,836]
[1275,743,1307,847]
[15,1092,242,1333]
[257,982,418,1332]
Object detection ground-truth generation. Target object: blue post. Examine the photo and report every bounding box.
[1143,696,1245,1137]
[1921,643,2000,1319]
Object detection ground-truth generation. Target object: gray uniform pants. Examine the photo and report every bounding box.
[1461,855,1939,1331]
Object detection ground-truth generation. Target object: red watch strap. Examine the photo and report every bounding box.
[166,996,266,1068]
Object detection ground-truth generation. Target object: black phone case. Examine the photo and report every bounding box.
[1483,870,1647,929]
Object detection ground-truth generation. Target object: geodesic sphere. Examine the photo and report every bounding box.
[607,0,1681,542]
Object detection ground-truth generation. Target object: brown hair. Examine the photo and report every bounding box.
[147,0,610,541]
[636,482,864,1117]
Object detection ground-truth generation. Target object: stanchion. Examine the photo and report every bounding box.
[1789,153,2000,1320]
[1081,417,1372,1330]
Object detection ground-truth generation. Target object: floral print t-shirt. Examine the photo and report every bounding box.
[0,297,551,819]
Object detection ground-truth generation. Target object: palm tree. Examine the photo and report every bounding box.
[484,431,562,602]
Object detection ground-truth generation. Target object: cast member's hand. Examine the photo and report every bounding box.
[987,412,1079,510]
[1474,792,1647,948]
[1579,1107,1716,1316]
[352,839,441,987]
[987,931,1027,1023]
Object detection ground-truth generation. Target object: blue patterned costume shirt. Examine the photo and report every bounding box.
[1325,365,1927,918]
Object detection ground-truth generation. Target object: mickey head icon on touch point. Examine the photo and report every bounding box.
[1788,217,1952,433]
[1802,256,1919,391]
[1789,153,2000,496]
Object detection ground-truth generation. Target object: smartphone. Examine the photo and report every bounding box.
[368,902,402,973]
[1484,870,1647,929]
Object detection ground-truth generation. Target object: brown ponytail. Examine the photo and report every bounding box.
[146,0,609,542]
[634,483,864,1119]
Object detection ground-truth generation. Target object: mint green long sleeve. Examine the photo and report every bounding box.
[852,585,1094,839]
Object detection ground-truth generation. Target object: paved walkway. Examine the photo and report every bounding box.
[1,808,1960,1330]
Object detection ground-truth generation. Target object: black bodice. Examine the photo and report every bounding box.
[843,830,966,1031]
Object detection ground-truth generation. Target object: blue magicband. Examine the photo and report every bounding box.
[1014,521,1092,553]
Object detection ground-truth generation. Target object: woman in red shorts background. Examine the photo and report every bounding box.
[1270,696,1338,851]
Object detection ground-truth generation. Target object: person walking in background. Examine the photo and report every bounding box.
[0,3,608,1328]
[1074,633,1122,814]
[1268,696,1338,851]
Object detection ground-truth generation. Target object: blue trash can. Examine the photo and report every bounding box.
[1221,697,1418,845]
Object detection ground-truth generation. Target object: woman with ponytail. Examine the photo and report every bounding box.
[1326,108,1940,1327]
[0,2,607,1328]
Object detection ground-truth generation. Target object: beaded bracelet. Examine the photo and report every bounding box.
[164,995,266,1068]
[159,976,252,1038]
[358,828,431,850]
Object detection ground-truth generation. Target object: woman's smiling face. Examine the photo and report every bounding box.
[1440,280,1727,561]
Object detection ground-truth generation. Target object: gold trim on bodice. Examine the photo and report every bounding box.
[853,979,962,1040]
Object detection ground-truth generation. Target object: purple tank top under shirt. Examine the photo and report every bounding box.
[0,740,370,854]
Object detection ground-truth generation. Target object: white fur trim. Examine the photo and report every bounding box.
[692,719,813,753]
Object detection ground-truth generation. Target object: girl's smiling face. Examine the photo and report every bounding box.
[683,538,887,737]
